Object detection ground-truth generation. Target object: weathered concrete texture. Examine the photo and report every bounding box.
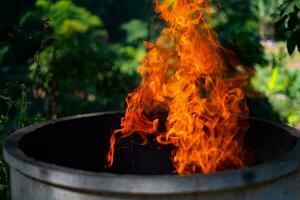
[10,168,300,200]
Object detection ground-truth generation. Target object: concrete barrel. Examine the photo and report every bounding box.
[4,112,300,200]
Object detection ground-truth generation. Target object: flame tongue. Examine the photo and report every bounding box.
[107,0,249,175]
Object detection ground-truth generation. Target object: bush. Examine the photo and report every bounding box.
[212,0,266,66]
[0,83,44,200]
[251,63,300,127]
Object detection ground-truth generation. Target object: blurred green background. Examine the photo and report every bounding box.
[0,0,299,198]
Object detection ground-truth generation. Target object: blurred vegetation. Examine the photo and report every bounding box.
[252,65,300,127]
[251,0,284,39]
[212,0,265,66]
[0,83,44,199]
[0,0,299,199]
[251,44,300,127]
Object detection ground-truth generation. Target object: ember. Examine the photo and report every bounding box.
[107,0,249,174]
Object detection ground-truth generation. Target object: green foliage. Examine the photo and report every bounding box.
[28,0,109,88]
[251,0,284,40]
[113,44,146,76]
[113,19,148,76]
[212,0,265,66]
[252,0,284,23]
[48,0,104,37]
[73,0,154,43]
[121,20,148,45]
[0,83,44,200]
[19,0,138,116]
[252,64,300,127]
[277,0,300,54]
[0,45,9,65]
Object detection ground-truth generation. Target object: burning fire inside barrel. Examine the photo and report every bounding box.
[4,0,300,200]
[106,0,250,175]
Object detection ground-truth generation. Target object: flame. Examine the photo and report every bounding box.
[106,0,249,175]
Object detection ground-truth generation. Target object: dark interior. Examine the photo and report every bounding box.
[19,113,296,175]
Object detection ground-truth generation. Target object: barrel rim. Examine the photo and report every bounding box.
[4,112,300,195]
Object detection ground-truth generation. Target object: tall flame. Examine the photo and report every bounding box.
[107,0,249,175]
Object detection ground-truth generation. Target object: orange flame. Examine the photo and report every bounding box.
[106,0,249,175]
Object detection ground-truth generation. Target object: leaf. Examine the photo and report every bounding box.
[0,95,11,101]
[121,20,148,44]
[288,114,300,126]
[287,35,296,54]
[0,45,9,64]
[277,14,288,24]
[296,29,300,52]
[294,4,299,12]
[287,12,298,30]
[268,66,280,92]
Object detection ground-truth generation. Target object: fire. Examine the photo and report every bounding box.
[106,0,249,175]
